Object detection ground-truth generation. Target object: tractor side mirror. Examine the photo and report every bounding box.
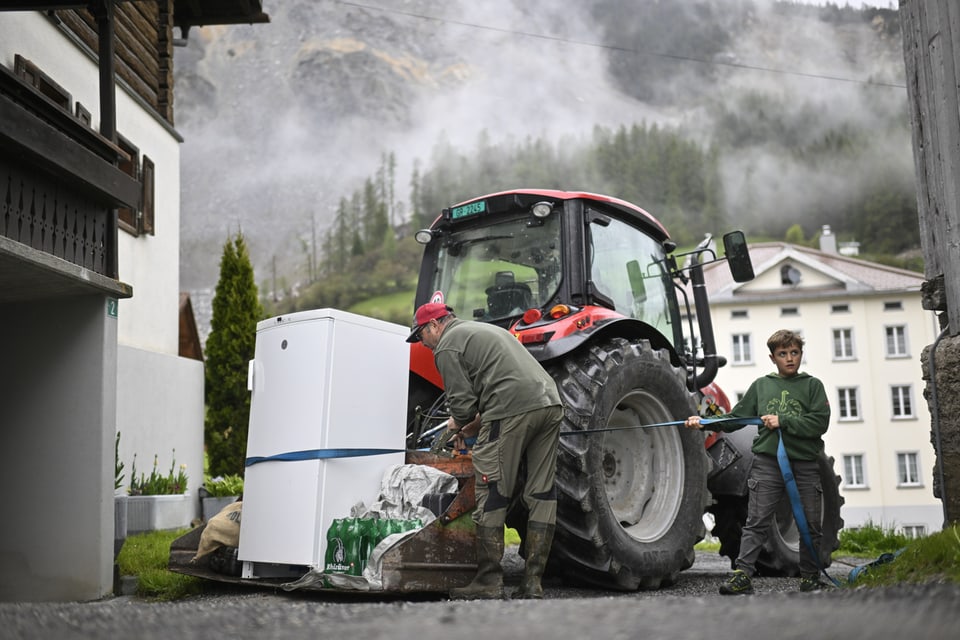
[722,231,755,283]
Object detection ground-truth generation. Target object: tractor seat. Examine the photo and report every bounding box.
[486,282,532,317]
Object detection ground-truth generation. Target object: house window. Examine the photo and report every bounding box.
[781,306,799,317]
[842,454,866,488]
[901,525,926,538]
[897,452,922,486]
[117,133,141,236]
[831,303,850,313]
[115,135,155,237]
[837,387,860,421]
[884,301,904,311]
[731,310,748,319]
[833,328,855,360]
[731,334,752,364]
[14,54,72,113]
[885,325,908,358]
[891,385,914,419]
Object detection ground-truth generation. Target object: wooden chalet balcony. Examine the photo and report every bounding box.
[0,63,134,303]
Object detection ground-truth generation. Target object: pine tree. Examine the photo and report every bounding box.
[204,232,263,477]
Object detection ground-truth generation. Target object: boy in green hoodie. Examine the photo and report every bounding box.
[685,329,831,594]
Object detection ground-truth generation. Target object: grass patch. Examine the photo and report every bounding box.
[837,521,912,558]
[117,529,205,600]
[845,524,960,588]
[695,539,721,552]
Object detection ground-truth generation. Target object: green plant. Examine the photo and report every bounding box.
[845,524,960,588]
[205,232,263,477]
[204,474,244,497]
[129,450,189,496]
[114,431,125,491]
[837,520,912,557]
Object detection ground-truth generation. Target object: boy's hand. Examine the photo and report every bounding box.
[761,414,780,430]
[684,416,703,430]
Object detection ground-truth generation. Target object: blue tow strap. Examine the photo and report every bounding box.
[558,416,762,436]
[245,447,405,467]
[777,433,842,587]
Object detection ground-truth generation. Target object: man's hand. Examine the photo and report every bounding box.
[761,414,780,430]
[684,416,703,430]
[447,413,481,437]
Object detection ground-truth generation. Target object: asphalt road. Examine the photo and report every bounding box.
[1,551,957,640]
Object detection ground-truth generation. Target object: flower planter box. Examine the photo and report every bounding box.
[202,496,239,522]
[127,494,194,534]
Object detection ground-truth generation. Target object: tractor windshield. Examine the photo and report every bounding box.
[428,213,562,322]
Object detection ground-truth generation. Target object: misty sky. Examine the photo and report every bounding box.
[177,0,911,293]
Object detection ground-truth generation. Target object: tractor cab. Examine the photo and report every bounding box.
[411,190,685,356]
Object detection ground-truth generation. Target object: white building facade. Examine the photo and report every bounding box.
[701,238,943,537]
[0,4,266,601]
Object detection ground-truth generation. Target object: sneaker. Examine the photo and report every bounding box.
[719,569,754,595]
[799,576,826,593]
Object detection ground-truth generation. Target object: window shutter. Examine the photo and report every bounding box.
[116,133,140,235]
[141,156,155,235]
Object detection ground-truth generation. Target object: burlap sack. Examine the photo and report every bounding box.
[191,500,241,562]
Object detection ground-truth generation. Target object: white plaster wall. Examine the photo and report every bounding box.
[0,297,117,601]
[117,346,204,514]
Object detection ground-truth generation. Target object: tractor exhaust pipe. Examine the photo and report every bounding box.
[691,252,719,390]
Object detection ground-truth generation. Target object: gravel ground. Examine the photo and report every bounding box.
[1,550,957,640]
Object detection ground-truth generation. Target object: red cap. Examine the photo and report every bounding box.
[406,303,453,343]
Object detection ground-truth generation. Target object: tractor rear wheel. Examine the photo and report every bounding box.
[545,337,708,590]
[709,453,845,576]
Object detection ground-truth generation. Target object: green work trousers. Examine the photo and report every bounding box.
[471,404,563,529]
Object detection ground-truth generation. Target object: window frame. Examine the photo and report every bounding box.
[842,453,867,489]
[731,333,752,365]
[896,451,922,487]
[891,384,915,420]
[836,387,861,421]
[832,327,856,361]
[885,324,909,359]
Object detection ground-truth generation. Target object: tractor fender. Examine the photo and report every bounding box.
[524,316,681,367]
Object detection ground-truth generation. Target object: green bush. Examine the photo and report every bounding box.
[204,474,244,497]
[205,233,262,477]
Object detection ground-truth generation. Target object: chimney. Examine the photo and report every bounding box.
[819,225,837,254]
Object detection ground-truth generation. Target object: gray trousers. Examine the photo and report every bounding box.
[736,453,823,578]
[471,405,563,529]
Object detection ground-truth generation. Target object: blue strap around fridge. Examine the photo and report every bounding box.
[245,447,406,467]
[776,433,842,587]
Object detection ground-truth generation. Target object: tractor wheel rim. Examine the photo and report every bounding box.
[601,390,684,542]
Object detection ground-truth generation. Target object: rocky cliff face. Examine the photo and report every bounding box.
[174,1,906,296]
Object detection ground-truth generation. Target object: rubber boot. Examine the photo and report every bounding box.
[449,525,505,600]
[512,522,554,599]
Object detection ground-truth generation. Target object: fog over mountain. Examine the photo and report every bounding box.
[174,0,908,296]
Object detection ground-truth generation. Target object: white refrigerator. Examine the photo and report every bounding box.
[237,309,409,577]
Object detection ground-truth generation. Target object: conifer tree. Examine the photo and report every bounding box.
[204,232,263,477]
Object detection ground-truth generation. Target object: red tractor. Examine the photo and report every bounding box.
[405,189,843,589]
[170,188,842,593]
